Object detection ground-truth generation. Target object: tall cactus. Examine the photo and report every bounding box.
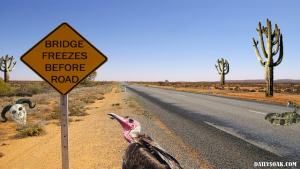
[0,55,16,82]
[252,19,283,97]
[215,58,229,85]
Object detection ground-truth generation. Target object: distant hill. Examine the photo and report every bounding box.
[274,79,300,83]
[152,79,300,84]
[215,79,300,83]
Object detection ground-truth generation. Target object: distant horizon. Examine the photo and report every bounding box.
[6,78,300,83]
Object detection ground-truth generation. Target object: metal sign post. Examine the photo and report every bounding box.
[60,95,69,169]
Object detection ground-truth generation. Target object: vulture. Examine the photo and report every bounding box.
[108,113,183,169]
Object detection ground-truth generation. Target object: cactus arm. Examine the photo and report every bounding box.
[224,60,229,74]
[7,56,16,71]
[272,25,280,46]
[252,38,266,66]
[272,26,281,55]
[226,63,229,74]
[0,55,17,72]
[9,60,16,71]
[0,58,5,71]
[215,64,221,74]
[223,61,227,71]
[224,59,229,66]
[217,60,223,72]
[7,58,12,69]
[257,22,268,58]
[272,29,281,55]
[272,38,280,55]
[223,66,228,74]
[0,58,3,71]
[273,35,283,67]
[224,62,229,71]
[7,57,11,66]
[272,37,279,46]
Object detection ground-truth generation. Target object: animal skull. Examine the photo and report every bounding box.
[1,98,35,125]
[9,104,27,125]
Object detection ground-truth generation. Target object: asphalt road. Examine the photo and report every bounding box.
[125,84,300,169]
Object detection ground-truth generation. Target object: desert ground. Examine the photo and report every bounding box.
[0,82,212,169]
[135,81,300,106]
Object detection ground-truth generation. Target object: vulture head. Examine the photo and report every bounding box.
[108,113,141,143]
[1,98,36,125]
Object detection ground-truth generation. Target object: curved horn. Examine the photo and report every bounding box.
[1,105,12,122]
[16,99,36,108]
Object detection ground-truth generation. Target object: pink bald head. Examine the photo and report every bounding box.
[108,113,141,143]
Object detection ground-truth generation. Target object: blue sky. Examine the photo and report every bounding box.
[0,0,299,81]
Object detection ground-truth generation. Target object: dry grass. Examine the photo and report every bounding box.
[15,123,45,138]
[69,105,88,116]
[0,79,13,96]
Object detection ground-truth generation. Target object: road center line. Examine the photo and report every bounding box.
[248,109,267,115]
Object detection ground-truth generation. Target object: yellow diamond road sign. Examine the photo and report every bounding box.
[21,23,108,95]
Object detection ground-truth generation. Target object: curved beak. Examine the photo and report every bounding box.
[108,113,131,130]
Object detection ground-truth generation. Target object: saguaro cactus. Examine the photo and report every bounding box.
[0,55,16,82]
[252,19,283,97]
[215,58,229,85]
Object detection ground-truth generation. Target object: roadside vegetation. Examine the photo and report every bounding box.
[0,81,114,141]
[0,79,51,97]
[15,123,45,138]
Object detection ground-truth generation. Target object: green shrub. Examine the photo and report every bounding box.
[46,111,60,120]
[69,105,88,116]
[16,123,45,138]
[0,79,14,96]
[45,105,60,120]
[80,71,97,87]
[80,97,96,104]
[14,84,45,96]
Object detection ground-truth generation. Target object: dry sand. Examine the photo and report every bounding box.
[0,88,127,169]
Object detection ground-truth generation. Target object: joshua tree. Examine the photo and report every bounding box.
[252,19,283,97]
[0,55,16,82]
[215,58,229,85]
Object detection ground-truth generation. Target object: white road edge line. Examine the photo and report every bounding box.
[248,109,267,115]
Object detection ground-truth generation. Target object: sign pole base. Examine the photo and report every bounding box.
[60,94,69,169]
